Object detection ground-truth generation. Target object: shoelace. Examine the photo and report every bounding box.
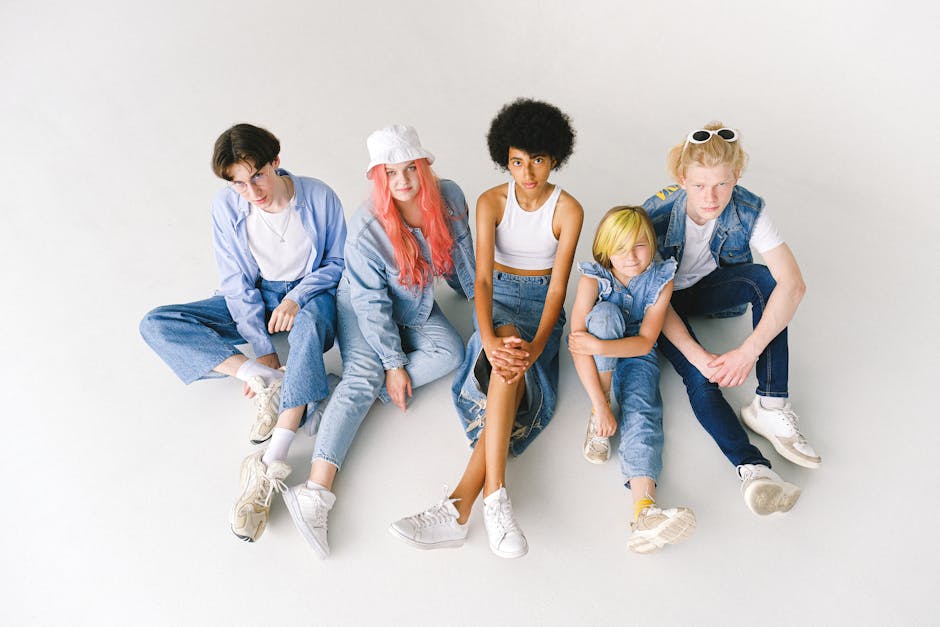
[486,498,521,536]
[408,499,457,529]
[776,407,808,443]
[254,380,281,418]
[252,470,287,509]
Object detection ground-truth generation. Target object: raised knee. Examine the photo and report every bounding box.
[139,306,170,342]
[586,301,625,340]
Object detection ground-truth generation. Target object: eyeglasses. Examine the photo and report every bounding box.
[228,166,269,193]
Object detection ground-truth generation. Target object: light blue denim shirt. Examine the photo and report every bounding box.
[643,184,764,267]
[343,179,475,370]
[211,168,347,357]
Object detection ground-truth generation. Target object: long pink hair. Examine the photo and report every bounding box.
[369,158,454,290]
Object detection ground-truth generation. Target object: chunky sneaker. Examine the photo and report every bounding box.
[628,505,696,554]
[282,483,336,558]
[303,373,342,437]
[483,487,528,559]
[389,495,468,550]
[230,450,290,542]
[741,398,821,468]
[247,373,284,444]
[737,464,801,516]
[583,411,611,464]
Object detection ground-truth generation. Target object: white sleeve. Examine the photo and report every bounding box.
[750,210,785,253]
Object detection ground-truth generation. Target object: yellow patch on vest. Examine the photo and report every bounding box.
[655,185,681,201]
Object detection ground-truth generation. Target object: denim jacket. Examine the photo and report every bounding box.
[211,169,347,357]
[343,179,475,370]
[578,259,677,337]
[642,184,764,268]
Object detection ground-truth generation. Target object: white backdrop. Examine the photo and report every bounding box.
[2,1,938,625]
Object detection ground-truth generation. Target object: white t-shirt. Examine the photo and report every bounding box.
[247,197,314,281]
[674,211,784,290]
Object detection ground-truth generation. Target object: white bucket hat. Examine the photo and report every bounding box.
[365,124,435,177]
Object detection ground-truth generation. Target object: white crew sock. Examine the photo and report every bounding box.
[262,428,295,465]
[758,395,786,410]
[305,481,329,492]
[235,360,283,386]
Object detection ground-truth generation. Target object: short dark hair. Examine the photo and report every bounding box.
[486,98,575,170]
[212,123,280,180]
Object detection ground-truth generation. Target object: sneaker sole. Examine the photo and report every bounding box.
[582,445,610,465]
[489,540,528,559]
[282,489,329,559]
[741,405,821,469]
[388,525,467,550]
[628,510,696,554]
[743,479,801,516]
[230,455,265,542]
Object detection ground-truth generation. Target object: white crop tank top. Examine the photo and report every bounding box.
[493,180,561,270]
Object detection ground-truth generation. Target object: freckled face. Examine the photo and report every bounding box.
[679,163,738,225]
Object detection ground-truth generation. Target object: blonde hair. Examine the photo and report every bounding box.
[667,121,748,182]
[592,206,657,270]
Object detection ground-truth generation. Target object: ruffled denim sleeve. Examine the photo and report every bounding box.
[641,259,678,315]
[577,261,613,300]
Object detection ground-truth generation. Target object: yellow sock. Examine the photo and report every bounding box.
[633,498,655,521]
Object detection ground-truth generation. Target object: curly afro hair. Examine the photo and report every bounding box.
[486,98,576,170]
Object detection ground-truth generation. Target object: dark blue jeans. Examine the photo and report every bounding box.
[658,263,788,467]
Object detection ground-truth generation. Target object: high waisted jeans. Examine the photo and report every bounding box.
[657,263,784,468]
[587,301,664,484]
[139,279,336,418]
[312,279,464,469]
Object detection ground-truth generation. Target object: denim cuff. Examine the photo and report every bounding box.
[381,354,409,371]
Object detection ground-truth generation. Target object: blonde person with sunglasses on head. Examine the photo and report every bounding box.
[140,123,346,542]
[644,122,821,517]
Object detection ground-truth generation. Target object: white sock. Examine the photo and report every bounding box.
[262,428,295,465]
[759,395,786,410]
[305,481,329,492]
[235,360,283,386]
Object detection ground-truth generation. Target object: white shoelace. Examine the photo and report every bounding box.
[254,380,282,418]
[408,499,458,529]
[776,407,808,443]
[486,498,521,536]
[252,471,287,509]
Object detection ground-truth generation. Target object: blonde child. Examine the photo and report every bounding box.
[569,206,695,553]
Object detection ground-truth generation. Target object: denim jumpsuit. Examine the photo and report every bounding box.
[579,259,676,484]
[139,170,346,420]
[312,180,476,469]
[643,184,786,468]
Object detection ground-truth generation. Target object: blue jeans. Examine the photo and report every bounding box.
[587,302,664,483]
[313,279,464,469]
[139,279,336,418]
[657,263,783,467]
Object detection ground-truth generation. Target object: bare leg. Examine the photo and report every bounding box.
[482,325,527,498]
[308,459,338,491]
[629,476,656,516]
[598,371,612,403]
[450,431,486,524]
[213,354,249,377]
[275,404,305,431]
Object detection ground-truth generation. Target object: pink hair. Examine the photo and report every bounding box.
[369,159,454,290]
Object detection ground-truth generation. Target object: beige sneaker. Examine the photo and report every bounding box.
[737,464,801,515]
[741,397,821,469]
[247,373,284,445]
[628,505,696,554]
[583,411,611,464]
[231,450,290,542]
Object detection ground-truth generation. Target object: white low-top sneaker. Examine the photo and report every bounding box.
[230,450,290,542]
[628,505,696,554]
[741,397,821,468]
[483,487,528,559]
[389,496,468,550]
[737,464,801,516]
[283,483,336,559]
[583,412,611,464]
[247,375,284,445]
[303,373,342,437]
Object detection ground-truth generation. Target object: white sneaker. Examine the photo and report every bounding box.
[282,482,336,559]
[628,505,696,554]
[303,373,341,437]
[741,397,821,468]
[247,374,284,444]
[583,411,611,464]
[737,464,801,516]
[389,495,468,550]
[230,450,290,542]
[483,487,528,559]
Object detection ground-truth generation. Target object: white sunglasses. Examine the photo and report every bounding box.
[681,128,738,156]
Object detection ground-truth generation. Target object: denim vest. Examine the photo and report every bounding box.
[642,184,764,268]
[343,179,476,370]
[578,259,677,337]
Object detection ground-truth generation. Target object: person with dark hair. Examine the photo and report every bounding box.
[391,99,583,559]
[139,123,346,542]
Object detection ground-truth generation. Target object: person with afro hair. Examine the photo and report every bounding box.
[391,99,583,559]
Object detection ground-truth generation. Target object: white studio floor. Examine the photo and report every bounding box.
[3,2,938,626]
